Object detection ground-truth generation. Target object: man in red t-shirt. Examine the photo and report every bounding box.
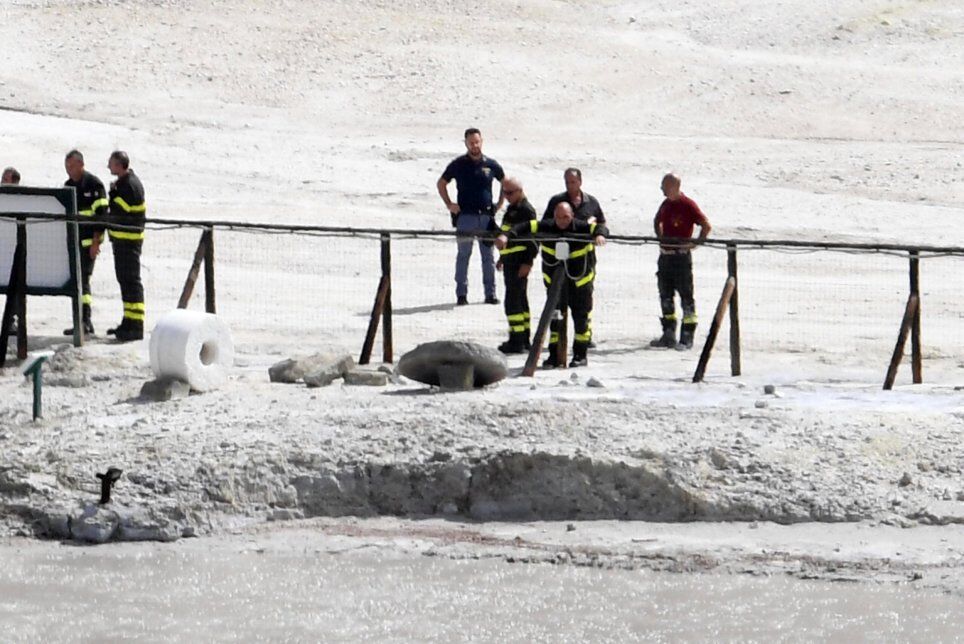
[651,173,712,350]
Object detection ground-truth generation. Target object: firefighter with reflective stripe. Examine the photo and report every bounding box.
[651,173,711,350]
[497,202,608,368]
[62,149,108,337]
[495,177,537,354]
[106,150,146,342]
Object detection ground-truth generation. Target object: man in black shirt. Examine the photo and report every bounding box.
[437,128,505,306]
[497,202,609,368]
[62,149,108,336]
[495,177,537,354]
[106,150,147,342]
[543,167,605,346]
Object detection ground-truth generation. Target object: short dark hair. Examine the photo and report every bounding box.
[564,167,582,180]
[1,166,20,184]
[65,149,84,163]
[109,150,130,169]
[464,128,481,139]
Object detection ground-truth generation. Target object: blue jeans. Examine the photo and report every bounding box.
[455,213,496,299]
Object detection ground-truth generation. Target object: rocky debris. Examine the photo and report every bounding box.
[343,370,389,386]
[398,341,507,388]
[46,373,91,388]
[303,354,355,387]
[39,503,185,543]
[586,377,605,388]
[899,472,914,487]
[764,384,776,394]
[140,377,191,402]
[269,352,354,384]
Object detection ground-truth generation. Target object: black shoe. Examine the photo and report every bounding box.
[115,327,144,342]
[485,296,500,305]
[650,334,677,349]
[675,339,693,351]
[63,320,96,336]
[541,356,559,369]
[498,340,526,355]
[456,296,468,306]
[106,322,124,336]
[569,357,588,368]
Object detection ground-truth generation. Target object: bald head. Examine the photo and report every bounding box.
[661,173,681,200]
[502,176,524,205]
[553,201,574,229]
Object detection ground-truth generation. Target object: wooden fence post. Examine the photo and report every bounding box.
[360,233,393,365]
[204,228,216,314]
[381,233,393,363]
[693,276,736,383]
[883,294,919,390]
[523,265,566,377]
[909,250,921,384]
[727,243,741,376]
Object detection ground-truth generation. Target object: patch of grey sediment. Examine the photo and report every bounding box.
[6,450,892,545]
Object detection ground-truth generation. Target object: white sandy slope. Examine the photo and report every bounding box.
[1,0,964,589]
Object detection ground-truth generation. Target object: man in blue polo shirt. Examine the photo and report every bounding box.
[437,127,505,306]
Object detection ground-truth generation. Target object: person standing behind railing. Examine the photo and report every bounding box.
[497,202,608,368]
[106,150,146,342]
[495,177,537,354]
[62,149,108,337]
[1,167,20,185]
[1,166,22,336]
[437,127,505,306]
[542,167,606,347]
[650,173,712,350]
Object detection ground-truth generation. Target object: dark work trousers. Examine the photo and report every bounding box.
[549,278,594,359]
[112,239,145,323]
[79,246,96,313]
[656,251,696,323]
[502,263,530,337]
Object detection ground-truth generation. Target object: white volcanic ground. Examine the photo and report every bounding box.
[1,0,964,593]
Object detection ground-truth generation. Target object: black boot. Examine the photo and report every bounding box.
[676,322,697,350]
[115,319,143,342]
[569,342,588,368]
[64,304,95,336]
[106,319,127,336]
[498,332,527,355]
[542,343,560,369]
[649,317,677,348]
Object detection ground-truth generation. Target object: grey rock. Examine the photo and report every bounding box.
[899,472,913,487]
[47,373,91,388]
[140,377,191,402]
[754,400,768,409]
[376,365,394,374]
[304,353,355,387]
[267,508,304,522]
[398,341,507,388]
[70,504,120,543]
[344,370,389,386]
[586,377,605,388]
[763,384,776,395]
[303,365,343,388]
[270,352,354,384]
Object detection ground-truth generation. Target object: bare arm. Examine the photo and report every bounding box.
[437,177,459,215]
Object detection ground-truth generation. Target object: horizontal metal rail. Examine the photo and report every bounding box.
[4,212,964,255]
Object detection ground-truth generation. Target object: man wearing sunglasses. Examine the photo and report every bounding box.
[495,177,537,354]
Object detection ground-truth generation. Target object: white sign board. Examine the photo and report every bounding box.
[0,187,78,294]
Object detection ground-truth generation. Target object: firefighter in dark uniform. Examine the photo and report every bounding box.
[106,150,146,342]
[542,167,606,347]
[497,202,608,368]
[651,173,712,350]
[495,177,537,354]
[62,149,108,336]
